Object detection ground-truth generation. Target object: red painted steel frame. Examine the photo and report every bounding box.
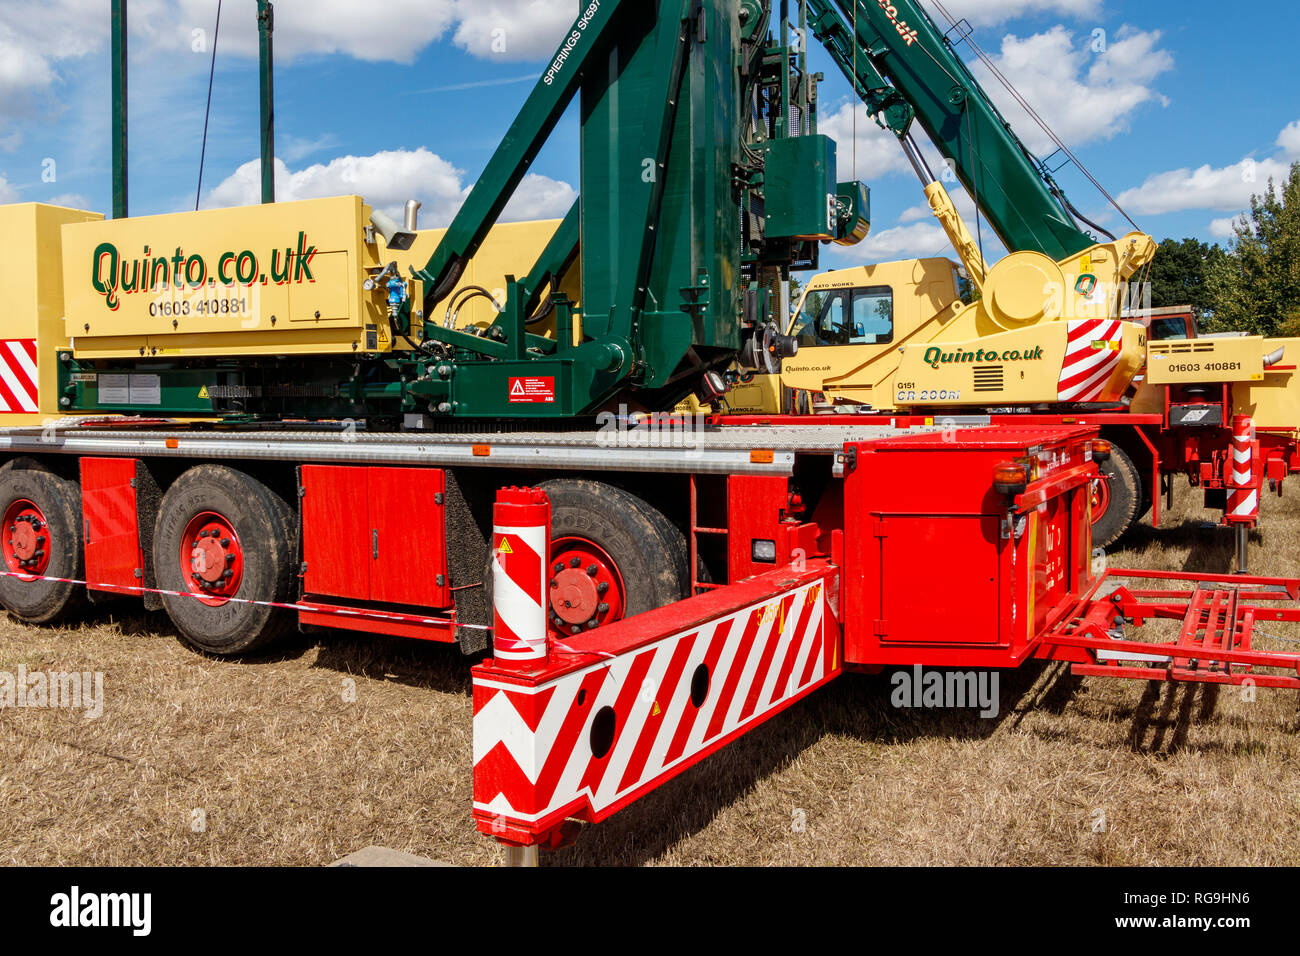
[842,425,1099,669]
[472,562,841,846]
[714,403,1300,533]
[1038,569,1300,688]
[470,425,1107,849]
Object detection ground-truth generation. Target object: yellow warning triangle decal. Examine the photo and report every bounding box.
[652,702,661,716]
[198,385,209,399]
[496,537,513,554]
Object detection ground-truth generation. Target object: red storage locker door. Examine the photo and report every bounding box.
[80,457,143,594]
[875,514,1003,645]
[301,465,371,602]
[367,467,449,608]
[300,465,449,609]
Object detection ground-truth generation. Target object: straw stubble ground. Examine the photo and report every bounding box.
[1,478,1297,866]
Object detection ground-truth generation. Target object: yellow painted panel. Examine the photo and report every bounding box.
[0,203,102,427]
[1234,338,1300,430]
[63,196,381,356]
[382,218,580,336]
[1147,336,1266,385]
[289,250,352,324]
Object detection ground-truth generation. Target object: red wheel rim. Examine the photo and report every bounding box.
[548,536,626,637]
[179,511,244,607]
[1090,477,1111,526]
[3,499,52,581]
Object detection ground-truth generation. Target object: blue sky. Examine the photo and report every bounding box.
[1,0,1297,274]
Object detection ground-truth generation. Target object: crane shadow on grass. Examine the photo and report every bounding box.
[550,660,1083,866]
[87,601,476,696]
[310,629,475,696]
[1116,518,1245,575]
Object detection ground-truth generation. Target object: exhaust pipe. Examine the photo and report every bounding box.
[1264,346,1286,368]
[404,199,422,233]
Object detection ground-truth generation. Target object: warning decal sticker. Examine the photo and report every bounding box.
[508,376,556,404]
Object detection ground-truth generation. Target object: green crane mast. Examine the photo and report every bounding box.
[804,0,1099,260]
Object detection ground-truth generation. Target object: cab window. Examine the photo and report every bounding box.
[1149,316,1194,340]
[791,286,894,347]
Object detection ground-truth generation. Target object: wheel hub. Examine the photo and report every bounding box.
[551,568,599,625]
[1090,477,1112,523]
[3,500,50,578]
[181,512,244,606]
[548,537,625,635]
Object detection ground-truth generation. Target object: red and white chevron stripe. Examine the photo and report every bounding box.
[0,340,38,414]
[472,573,838,836]
[1227,415,1259,523]
[492,488,550,662]
[1057,320,1123,403]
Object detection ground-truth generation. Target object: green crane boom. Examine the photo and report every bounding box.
[805,0,1098,261]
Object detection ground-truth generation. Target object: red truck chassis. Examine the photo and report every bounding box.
[3,418,1299,861]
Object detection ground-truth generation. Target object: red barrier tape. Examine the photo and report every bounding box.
[0,569,490,631]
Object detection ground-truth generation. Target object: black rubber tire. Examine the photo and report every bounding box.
[153,465,297,656]
[0,458,86,624]
[537,479,689,624]
[1092,445,1142,550]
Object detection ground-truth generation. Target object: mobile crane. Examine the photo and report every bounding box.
[687,0,1300,551]
[2,2,1299,862]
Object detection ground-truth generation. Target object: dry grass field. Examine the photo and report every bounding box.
[2,478,1298,867]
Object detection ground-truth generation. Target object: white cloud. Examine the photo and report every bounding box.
[833,221,952,263]
[820,102,912,181]
[204,148,574,226]
[0,0,583,134]
[0,0,125,123]
[969,26,1173,155]
[167,0,579,64]
[169,0,457,64]
[821,25,1170,185]
[451,0,580,61]
[207,149,467,222]
[0,174,18,203]
[499,173,577,222]
[1209,217,1240,240]
[898,188,979,224]
[1118,159,1291,216]
[1278,120,1300,159]
[1114,116,1300,229]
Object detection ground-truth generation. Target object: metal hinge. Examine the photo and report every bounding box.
[372,529,379,560]
[436,574,446,587]
[872,517,887,538]
[434,492,444,506]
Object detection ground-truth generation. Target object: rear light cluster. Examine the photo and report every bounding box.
[992,462,1029,498]
[995,439,1110,498]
